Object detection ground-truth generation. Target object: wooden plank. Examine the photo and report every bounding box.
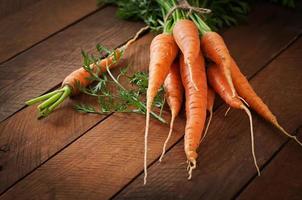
[0,33,153,195]
[114,38,302,200]
[1,4,302,199]
[0,112,185,200]
[0,0,98,63]
[237,129,302,200]
[0,6,144,121]
[0,0,40,18]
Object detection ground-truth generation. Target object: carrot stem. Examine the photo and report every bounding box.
[25,89,64,105]
[37,92,63,111]
[48,87,71,112]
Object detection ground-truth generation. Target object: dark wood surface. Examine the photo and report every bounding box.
[0,0,40,18]
[114,38,302,200]
[237,129,302,200]
[0,1,301,200]
[0,0,97,63]
[0,6,144,122]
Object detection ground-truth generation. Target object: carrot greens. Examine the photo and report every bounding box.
[74,48,166,123]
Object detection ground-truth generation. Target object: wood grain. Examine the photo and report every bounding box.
[1,4,302,199]
[0,0,40,18]
[237,129,302,200]
[114,38,302,200]
[0,0,98,63]
[0,33,153,195]
[0,112,185,200]
[0,6,144,121]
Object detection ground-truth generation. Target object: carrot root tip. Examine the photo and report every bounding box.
[276,123,302,147]
[187,159,196,180]
[159,117,175,162]
[238,96,250,107]
[144,108,151,185]
[225,107,231,117]
[201,110,213,143]
[241,105,261,176]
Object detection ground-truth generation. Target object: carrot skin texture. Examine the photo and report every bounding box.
[201,32,235,96]
[173,19,201,90]
[146,33,179,109]
[230,58,277,123]
[207,86,215,112]
[62,49,122,95]
[207,63,242,109]
[180,53,207,163]
[173,20,200,65]
[207,62,261,175]
[144,33,178,184]
[164,61,184,117]
[159,61,184,162]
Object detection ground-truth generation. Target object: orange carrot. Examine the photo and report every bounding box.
[201,87,215,142]
[200,32,236,97]
[63,49,122,95]
[230,58,302,146]
[144,33,178,184]
[180,52,207,180]
[159,61,184,162]
[207,63,260,176]
[173,19,200,91]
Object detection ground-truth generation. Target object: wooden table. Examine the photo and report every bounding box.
[0,1,302,199]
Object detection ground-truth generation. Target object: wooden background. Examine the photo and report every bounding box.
[0,0,301,199]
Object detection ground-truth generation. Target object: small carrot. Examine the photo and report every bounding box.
[180,52,207,180]
[63,50,122,95]
[200,32,236,97]
[207,63,260,176]
[159,60,184,162]
[144,33,178,184]
[201,87,215,142]
[230,58,302,146]
[173,19,201,91]
[25,26,150,118]
[26,49,122,118]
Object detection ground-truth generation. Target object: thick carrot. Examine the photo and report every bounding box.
[201,87,215,142]
[207,63,261,176]
[179,52,207,180]
[63,49,122,95]
[230,58,302,146]
[159,61,184,162]
[173,19,200,91]
[144,33,178,184]
[200,32,236,97]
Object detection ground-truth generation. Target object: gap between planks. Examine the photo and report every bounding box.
[0,2,302,199]
[0,113,113,196]
[232,125,302,200]
[110,33,302,200]
[0,0,99,64]
[113,36,302,200]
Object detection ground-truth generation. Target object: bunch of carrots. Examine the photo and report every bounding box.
[26,0,301,184]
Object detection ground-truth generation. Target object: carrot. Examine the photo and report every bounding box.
[144,33,178,184]
[207,63,261,176]
[201,87,215,142]
[173,19,201,91]
[179,52,207,180]
[200,32,236,97]
[25,26,150,118]
[63,49,122,95]
[230,58,302,146]
[159,60,184,162]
